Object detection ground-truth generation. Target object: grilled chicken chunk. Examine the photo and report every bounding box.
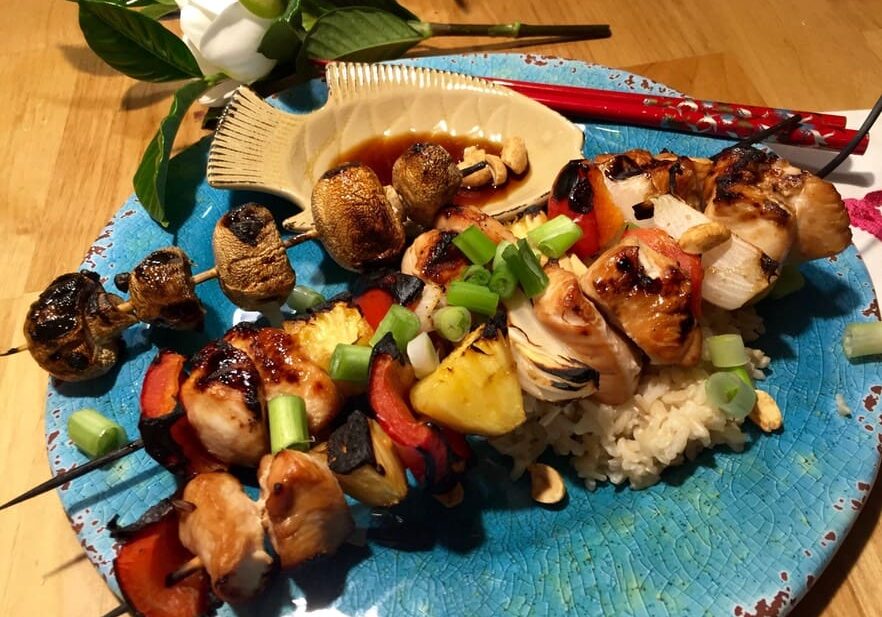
[178,472,273,603]
[223,323,342,435]
[535,264,642,404]
[127,247,205,330]
[401,229,470,286]
[257,449,354,569]
[433,204,516,243]
[580,235,702,366]
[180,341,268,467]
[24,271,138,381]
[213,204,296,310]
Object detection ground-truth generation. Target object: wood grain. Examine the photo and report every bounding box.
[0,1,880,615]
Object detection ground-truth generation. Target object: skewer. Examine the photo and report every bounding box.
[166,555,204,586]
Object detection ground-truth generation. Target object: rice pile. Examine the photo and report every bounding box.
[490,307,770,489]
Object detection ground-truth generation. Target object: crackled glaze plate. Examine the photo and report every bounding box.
[45,54,881,616]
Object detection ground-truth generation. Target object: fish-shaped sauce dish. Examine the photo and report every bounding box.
[207,61,585,230]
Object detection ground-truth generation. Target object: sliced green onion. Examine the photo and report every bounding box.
[842,321,882,359]
[728,365,753,386]
[286,285,325,312]
[452,225,497,265]
[407,332,440,379]
[527,214,584,258]
[329,344,372,382]
[707,334,749,368]
[768,264,805,300]
[369,304,422,351]
[488,263,517,299]
[503,239,549,297]
[705,371,757,420]
[493,240,513,270]
[460,265,492,287]
[432,306,472,342]
[68,409,128,459]
[269,395,310,453]
[447,281,499,316]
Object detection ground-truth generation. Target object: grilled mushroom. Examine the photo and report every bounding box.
[392,142,461,227]
[127,247,205,330]
[23,271,138,381]
[312,162,406,271]
[213,203,296,310]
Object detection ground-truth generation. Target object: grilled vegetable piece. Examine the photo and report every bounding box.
[312,162,407,271]
[139,350,226,476]
[507,207,548,240]
[282,301,374,372]
[392,142,461,227]
[400,229,471,287]
[581,233,703,366]
[369,335,470,492]
[112,502,216,617]
[128,247,205,330]
[257,449,354,569]
[24,271,138,381]
[313,414,408,507]
[352,270,425,330]
[180,341,269,467]
[434,204,516,244]
[224,323,342,435]
[178,473,273,604]
[651,194,778,309]
[410,314,525,436]
[213,203,296,310]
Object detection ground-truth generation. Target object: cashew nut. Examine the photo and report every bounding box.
[459,146,492,188]
[486,154,508,186]
[749,389,782,432]
[501,136,529,175]
[527,463,566,504]
[678,222,731,254]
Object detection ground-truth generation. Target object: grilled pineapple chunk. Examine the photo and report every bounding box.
[283,301,373,371]
[409,316,525,436]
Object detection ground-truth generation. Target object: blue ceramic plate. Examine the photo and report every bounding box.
[46,54,881,616]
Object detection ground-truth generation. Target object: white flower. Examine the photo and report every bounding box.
[176,0,277,105]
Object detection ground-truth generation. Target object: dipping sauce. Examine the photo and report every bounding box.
[329,132,528,208]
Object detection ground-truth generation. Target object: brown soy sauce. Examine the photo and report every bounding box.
[329,132,528,208]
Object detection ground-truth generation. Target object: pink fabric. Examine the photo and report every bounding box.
[845,190,882,241]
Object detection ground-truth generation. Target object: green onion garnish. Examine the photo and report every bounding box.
[369,304,422,351]
[329,344,372,382]
[842,321,882,359]
[406,332,440,379]
[729,365,753,386]
[460,264,492,287]
[447,281,499,316]
[68,409,128,459]
[452,225,497,265]
[488,263,517,299]
[527,214,584,258]
[707,334,749,368]
[768,264,805,300]
[432,306,472,342]
[503,239,549,297]
[268,395,310,453]
[286,285,325,312]
[493,240,513,270]
[705,371,757,420]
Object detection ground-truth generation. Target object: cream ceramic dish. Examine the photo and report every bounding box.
[207,61,585,230]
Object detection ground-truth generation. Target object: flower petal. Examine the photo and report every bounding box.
[199,79,243,107]
[197,2,276,83]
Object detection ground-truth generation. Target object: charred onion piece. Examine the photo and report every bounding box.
[391,142,461,227]
[311,162,406,271]
[128,247,206,330]
[213,203,296,310]
[23,271,138,381]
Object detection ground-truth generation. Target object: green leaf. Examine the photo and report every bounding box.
[133,78,213,226]
[139,3,178,19]
[300,7,424,64]
[259,0,305,61]
[77,0,201,82]
[301,0,417,29]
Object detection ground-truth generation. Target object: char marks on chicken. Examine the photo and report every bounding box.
[128,247,205,330]
[23,271,138,381]
[401,230,470,286]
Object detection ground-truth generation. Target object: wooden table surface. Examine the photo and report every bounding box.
[1,1,880,615]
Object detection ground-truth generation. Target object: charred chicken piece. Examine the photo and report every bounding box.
[127,247,205,330]
[180,340,268,467]
[213,203,296,310]
[581,234,702,366]
[24,271,138,381]
[705,146,850,262]
[223,323,342,435]
[178,472,273,604]
[400,229,470,287]
[312,162,407,271]
[392,142,461,227]
[433,204,516,244]
[257,449,354,570]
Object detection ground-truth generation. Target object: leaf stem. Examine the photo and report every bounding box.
[408,22,611,40]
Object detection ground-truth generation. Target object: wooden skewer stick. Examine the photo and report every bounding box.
[165,555,205,586]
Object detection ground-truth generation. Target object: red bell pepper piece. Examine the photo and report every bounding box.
[354,288,395,331]
[625,227,704,317]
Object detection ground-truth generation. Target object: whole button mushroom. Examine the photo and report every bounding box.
[312,162,406,271]
[391,143,461,227]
